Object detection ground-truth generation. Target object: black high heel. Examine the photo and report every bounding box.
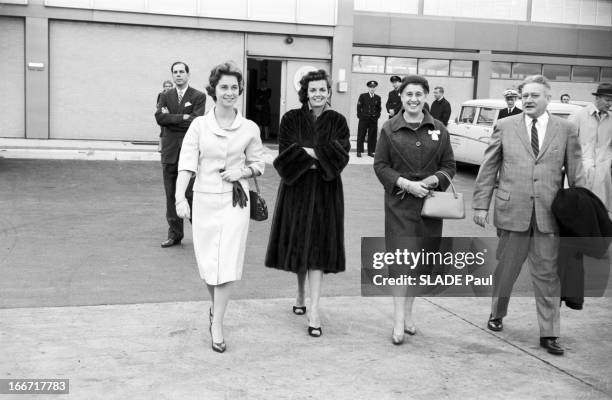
[308,326,322,337]
[292,306,306,315]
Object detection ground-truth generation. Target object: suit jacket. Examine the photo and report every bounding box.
[430,98,451,126]
[498,106,522,120]
[473,113,585,233]
[357,93,381,120]
[385,90,402,116]
[155,86,206,164]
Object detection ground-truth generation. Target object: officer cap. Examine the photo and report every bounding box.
[390,75,401,83]
[503,89,519,98]
[366,80,378,88]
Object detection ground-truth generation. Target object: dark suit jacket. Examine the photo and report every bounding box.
[357,93,381,120]
[385,90,402,116]
[430,98,451,126]
[155,86,206,164]
[498,106,522,120]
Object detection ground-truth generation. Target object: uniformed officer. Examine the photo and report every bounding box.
[357,80,382,157]
[498,89,522,120]
[385,75,402,119]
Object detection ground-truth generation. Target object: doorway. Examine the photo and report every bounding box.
[246,58,282,142]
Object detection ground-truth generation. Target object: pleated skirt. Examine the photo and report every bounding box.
[192,191,249,285]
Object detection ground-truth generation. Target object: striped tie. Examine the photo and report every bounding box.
[177,91,183,104]
[531,119,539,157]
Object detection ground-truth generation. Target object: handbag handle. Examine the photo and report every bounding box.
[436,170,459,199]
[248,166,261,194]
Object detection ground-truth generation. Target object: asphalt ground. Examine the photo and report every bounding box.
[0,158,491,308]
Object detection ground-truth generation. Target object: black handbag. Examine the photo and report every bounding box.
[248,167,268,221]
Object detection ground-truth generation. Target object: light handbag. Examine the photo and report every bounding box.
[421,171,465,219]
[248,167,268,221]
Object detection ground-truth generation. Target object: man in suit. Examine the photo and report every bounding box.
[429,86,451,126]
[498,89,522,120]
[155,61,206,248]
[473,75,585,355]
[385,75,402,119]
[357,80,381,157]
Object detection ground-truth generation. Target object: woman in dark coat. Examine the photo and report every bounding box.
[373,75,456,345]
[265,69,350,337]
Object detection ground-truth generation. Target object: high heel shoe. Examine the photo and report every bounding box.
[392,329,405,345]
[211,338,226,353]
[308,326,322,337]
[404,325,416,336]
[292,306,306,315]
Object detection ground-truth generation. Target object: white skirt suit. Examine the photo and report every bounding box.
[178,108,265,285]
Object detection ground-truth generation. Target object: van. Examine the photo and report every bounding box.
[448,99,584,165]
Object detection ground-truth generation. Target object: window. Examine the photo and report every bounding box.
[512,63,542,79]
[459,106,477,124]
[352,55,385,73]
[491,62,511,78]
[477,108,497,126]
[354,0,419,14]
[418,59,449,76]
[531,0,612,27]
[386,57,417,74]
[542,64,571,81]
[601,67,612,83]
[572,66,600,82]
[424,0,528,21]
[450,60,473,77]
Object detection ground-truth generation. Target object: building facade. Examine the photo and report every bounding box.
[1,0,610,141]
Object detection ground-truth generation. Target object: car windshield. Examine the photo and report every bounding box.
[477,107,497,126]
[459,106,476,123]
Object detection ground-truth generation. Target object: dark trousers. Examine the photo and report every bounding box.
[357,118,378,154]
[162,162,194,240]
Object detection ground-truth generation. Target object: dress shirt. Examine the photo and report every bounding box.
[524,112,549,152]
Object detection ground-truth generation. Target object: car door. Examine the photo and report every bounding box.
[449,105,478,164]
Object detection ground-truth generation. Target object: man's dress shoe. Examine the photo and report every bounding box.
[540,337,564,355]
[161,238,181,248]
[487,314,503,331]
[368,152,374,157]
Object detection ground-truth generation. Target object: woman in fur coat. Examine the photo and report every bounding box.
[265,69,350,338]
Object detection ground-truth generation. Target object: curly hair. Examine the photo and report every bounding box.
[298,69,332,105]
[206,61,244,101]
[398,75,430,95]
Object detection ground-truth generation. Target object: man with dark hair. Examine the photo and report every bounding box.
[155,61,206,248]
[385,75,402,119]
[560,93,571,104]
[430,86,451,126]
[356,80,381,157]
[473,75,585,356]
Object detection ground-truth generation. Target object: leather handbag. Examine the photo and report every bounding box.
[248,167,268,221]
[421,171,465,219]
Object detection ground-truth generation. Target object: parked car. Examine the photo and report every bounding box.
[448,99,584,165]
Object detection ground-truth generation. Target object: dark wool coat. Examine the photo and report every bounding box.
[265,106,351,273]
[373,109,456,255]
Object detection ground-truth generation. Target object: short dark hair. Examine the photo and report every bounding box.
[398,75,430,95]
[171,61,189,74]
[434,86,444,93]
[298,69,332,105]
[560,93,570,100]
[206,61,244,101]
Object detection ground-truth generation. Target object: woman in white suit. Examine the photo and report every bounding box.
[175,62,265,353]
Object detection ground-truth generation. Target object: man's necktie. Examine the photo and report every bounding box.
[531,119,539,157]
[177,91,183,104]
[508,108,511,114]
